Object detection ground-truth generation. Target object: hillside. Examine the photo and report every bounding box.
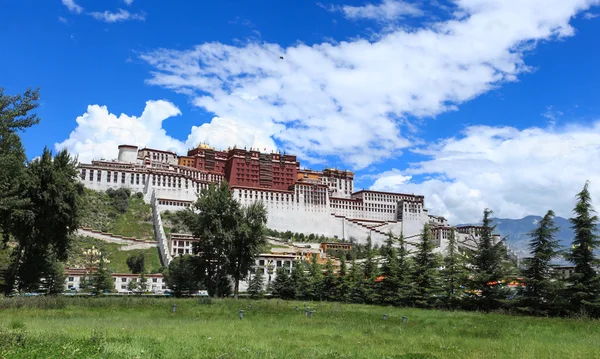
[67,236,162,274]
[79,188,156,240]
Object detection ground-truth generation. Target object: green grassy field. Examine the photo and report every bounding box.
[1,297,598,359]
[68,236,162,274]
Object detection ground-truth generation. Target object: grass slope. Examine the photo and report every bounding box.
[79,189,155,240]
[68,236,162,274]
[1,297,599,359]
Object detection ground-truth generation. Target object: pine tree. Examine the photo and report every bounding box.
[468,209,509,311]
[377,232,400,305]
[247,271,265,299]
[441,227,467,309]
[360,236,378,304]
[335,256,350,302]
[521,210,561,314]
[347,256,364,303]
[411,224,442,308]
[308,254,323,300]
[566,182,600,316]
[271,267,295,299]
[290,260,309,299]
[92,253,114,295]
[396,234,413,306]
[322,259,337,301]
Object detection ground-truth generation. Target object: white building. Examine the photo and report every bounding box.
[64,267,167,293]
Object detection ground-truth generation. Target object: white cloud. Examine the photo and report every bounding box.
[58,16,68,24]
[140,0,599,169]
[55,100,185,163]
[62,0,83,14]
[124,0,134,5]
[371,122,600,224]
[89,9,145,23]
[583,11,600,18]
[326,0,424,21]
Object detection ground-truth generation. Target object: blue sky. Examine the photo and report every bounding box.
[2,0,600,223]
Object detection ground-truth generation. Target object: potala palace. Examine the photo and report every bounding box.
[78,144,491,259]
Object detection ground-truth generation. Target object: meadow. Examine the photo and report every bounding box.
[1,297,599,358]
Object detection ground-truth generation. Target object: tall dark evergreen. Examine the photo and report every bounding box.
[396,234,413,306]
[247,271,265,299]
[271,267,295,299]
[411,224,441,308]
[308,254,324,300]
[566,182,600,315]
[377,232,400,305]
[290,260,309,299]
[322,258,337,300]
[521,210,561,313]
[468,209,509,311]
[335,256,349,302]
[441,227,467,309]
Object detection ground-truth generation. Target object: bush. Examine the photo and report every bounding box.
[136,192,144,199]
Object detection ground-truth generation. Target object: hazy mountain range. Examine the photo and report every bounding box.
[461,215,574,260]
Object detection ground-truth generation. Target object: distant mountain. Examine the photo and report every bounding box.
[491,216,573,258]
[459,215,574,259]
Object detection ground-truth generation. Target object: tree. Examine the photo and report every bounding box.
[566,182,600,316]
[229,201,268,299]
[441,228,467,309]
[396,234,413,306]
[0,88,40,245]
[335,256,350,302]
[181,181,241,297]
[43,258,66,295]
[308,254,324,300]
[5,148,82,293]
[126,252,145,274]
[271,267,295,299]
[322,259,337,301]
[92,253,113,295]
[164,255,202,297]
[360,236,378,304]
[247,271,265,299]
[521,210,561,314]
[290,260,309,299]
[411,224,442,308]
[377,232,400,305]
[467,209,509,311]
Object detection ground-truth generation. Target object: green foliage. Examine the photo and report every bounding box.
[126,252,145,274]
[106,188,131,214]
[92,254,114,295]
[308,254,324,300]
[376,232,401,305]
[271,267,295,299]
[467,209,510,311]
[322,259,337,300]
[411,224,442,308]
[441,228,468,309]
[247,271,265,299]
[6,148,83,293]
[521,210,563,314]
[290,260,309,299]
[164,255,202,297]
[565,182,600,316]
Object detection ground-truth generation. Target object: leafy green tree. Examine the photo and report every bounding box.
[164,255,202,297]
[411,224,442,308]
[467,209,509,311]
[0,88,40,245]
[247,271,265,299]
[180,181,241,297]
[229,201,268,299]
[5,148,82,293]
[521,210,562,314]
[44,258,66,295]
[126,252,145,274]
[565,182,600,316]
[441,228,467,309]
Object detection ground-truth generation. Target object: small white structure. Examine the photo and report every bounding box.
[64,267,166,293]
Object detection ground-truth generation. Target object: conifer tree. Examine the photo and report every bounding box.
[336,256,350,302]
[247,271,265,299]
[271,267,295,299]
[396,234,413,306]
[322,258,337,301]
[521,210,561,314]
[566,182,600,316]
[468,209,509,311]
[347,256,364,303]
[308,254,324,300]
[360,236,378,304]
[92,253,113,295]
[441,227,467,309]
[411,224,441,308]
[290,260,309,299]
[377,232,400,305]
